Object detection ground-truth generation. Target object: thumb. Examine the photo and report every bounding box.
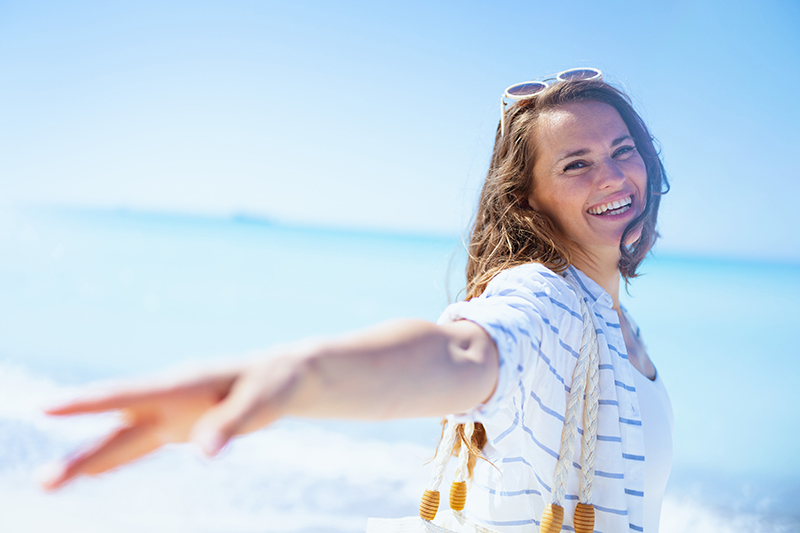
[189,374,283,456]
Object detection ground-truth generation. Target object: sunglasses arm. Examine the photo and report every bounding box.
[500,97,507,137]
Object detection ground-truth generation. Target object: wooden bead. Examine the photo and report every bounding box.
[449,481,467,511]
[539,503,564,533]
[573,503,595,533]
[419,489,440,521]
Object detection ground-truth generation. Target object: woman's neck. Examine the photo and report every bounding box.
[569,248,622,311]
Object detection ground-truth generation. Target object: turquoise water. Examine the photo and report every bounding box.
[0,208,461,380]
[1,207,798,531]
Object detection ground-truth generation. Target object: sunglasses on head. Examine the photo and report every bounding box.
[500,68,603,136]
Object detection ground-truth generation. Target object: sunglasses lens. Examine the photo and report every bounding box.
[506,81,547,98]
[557,68,602,82]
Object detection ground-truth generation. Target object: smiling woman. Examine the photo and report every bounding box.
[42,73,672,533]
[436,76,671,533]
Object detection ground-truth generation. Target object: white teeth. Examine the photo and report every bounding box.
[589,195,632,215]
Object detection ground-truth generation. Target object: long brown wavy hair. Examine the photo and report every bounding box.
[455,77,669,473]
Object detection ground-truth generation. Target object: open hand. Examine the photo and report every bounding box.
[41,355,304,490]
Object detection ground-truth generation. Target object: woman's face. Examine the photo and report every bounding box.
[527,100,647,257]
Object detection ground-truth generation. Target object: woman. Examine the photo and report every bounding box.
[41,71,672,532]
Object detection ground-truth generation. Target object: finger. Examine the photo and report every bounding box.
[41,422,161,491]
[190,374,286,456]
[45,371,239,416]
[43,377,185,415]
[45,391,165,416]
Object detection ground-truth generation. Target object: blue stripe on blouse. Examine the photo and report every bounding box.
[473,517,540,527]
[608,343,630,360]
[495,288,520,298]
[533,471,552,493]
[532,472,587,503]
[623,453,645,461]
[492,323,519,344]
[558,338,580,359]
[546,297,583,320]
[529,390,565,423]
[492,409,520,444]
[536,347,570,392]
[540,315,562,336]
[502,456,533,468]
[595,504,629,516]
[615,380,636,392]
[475,484,543,497]
[540,270,561,281]
[521,422,560,460]
[570,269,597,303]
[595,470,625,479]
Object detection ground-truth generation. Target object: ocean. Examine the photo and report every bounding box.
[1,207,797,532]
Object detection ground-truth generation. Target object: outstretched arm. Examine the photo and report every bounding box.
[41,318,497,490]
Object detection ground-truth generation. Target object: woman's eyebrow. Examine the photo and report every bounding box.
[555,148,590,164]
[555,135,635,164]
[611,135,634,146]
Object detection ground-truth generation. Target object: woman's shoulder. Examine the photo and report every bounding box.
[483,263,580,305]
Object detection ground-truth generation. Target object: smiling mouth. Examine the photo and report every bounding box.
[588,195,633,216]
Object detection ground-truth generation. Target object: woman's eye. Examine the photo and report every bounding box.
[613,145,637,158]
[563,160,588,172]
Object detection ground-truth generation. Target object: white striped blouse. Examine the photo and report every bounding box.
[439,263,662,533]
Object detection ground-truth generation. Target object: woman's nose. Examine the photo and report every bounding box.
[596,157,626,188]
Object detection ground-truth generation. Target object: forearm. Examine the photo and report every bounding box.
[283,318,498,420]
[38,318,499,488]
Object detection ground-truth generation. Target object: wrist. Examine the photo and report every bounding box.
[255,339,325,419]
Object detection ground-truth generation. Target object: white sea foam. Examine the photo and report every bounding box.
[2,363,798,532]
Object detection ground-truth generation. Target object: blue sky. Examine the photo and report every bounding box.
[1,0,799,261]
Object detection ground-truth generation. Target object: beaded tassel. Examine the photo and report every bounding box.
[419,489,440,521]
[573,503,595,533]
[539,503,564,533]
[449,481,467,511]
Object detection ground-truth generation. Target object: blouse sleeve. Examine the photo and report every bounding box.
[438,265,553,420]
